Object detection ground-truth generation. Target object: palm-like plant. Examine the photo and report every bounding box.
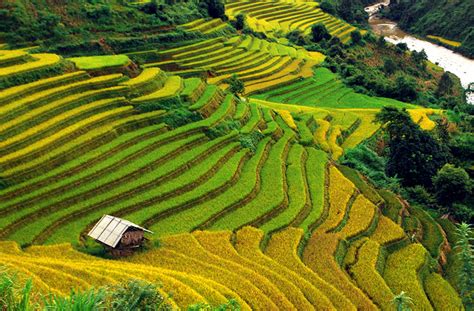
[391,291,413,311]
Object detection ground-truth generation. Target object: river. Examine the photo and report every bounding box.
[365,1,474,103]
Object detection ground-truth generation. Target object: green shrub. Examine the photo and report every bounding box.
[205,119,240,139]
[161,108,202,129]
[311,23,331,43]
[432,164,472,206]
[187,299,240,311]
[238,131,264,153]
[108,280,172,311]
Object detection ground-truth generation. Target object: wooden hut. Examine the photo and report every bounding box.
[87,215,153,257]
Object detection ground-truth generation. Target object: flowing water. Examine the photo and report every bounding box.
[365,1,474,103]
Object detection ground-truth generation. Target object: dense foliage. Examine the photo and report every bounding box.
[0,0,222,53]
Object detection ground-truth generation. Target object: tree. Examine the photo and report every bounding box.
[337,0,354,22]
[311,23,330,43]
[394,75,417,102]
[350,30,362,45]
[455,223,474,308]
[226,74,245,97]
[319,1,336,15]
[432,164,471,205]
[234,13,245,30]
[383,58,397,75]
[411,49,427,70]
[375,107,449,187]
[436,72,455,97]
[391,291,413,311]
[201,0,225,19]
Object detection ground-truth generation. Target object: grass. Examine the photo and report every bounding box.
[67,55,131,70]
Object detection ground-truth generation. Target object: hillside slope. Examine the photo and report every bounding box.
[385,0,474,57]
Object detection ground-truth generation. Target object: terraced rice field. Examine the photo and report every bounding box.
[225,0,358,43]
[130,35,324,95]
[0,30,461,310]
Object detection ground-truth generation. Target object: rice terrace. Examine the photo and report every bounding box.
[0,0,473,310]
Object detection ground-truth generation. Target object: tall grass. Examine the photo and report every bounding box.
[1,268,177,311]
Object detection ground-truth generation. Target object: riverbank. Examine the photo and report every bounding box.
[365,2,474,103]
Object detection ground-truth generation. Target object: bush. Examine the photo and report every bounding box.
[432,164,471,206]
[383,58,397,75]
[451,203,474,224]
[350,30,363,45]
[161,108,202,128]
[205,119,240,139]
[108,280,171,311]
[224,74,245,97]
[403,185,437,208]
[311,23,331,43]
[239,131,264,153]
[234,14,245,31]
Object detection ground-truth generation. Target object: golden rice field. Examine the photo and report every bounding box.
[0,5,463,309]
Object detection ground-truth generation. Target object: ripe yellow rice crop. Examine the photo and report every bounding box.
[276,109,297,130]
[120,67,164,87]
[370,215,406,245]
[234,227,330,310]
[426,35,462,47]
[348,239,395,310]
[383,243,433,310]
[339,195,377,239]
[313,119,331,152]
[0,53,61,78]
[408,109,438,130]
[319,166,356,232]
[0,73,124,116]
[303,232,378,310]
[132,76,183,103]
[2,109,164,176]
[0,96,124,149]
[127,234,281,310]
[0,71,87,105]
[194,229,315,310]
[328,125,344,160]
[265,228,356,310]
